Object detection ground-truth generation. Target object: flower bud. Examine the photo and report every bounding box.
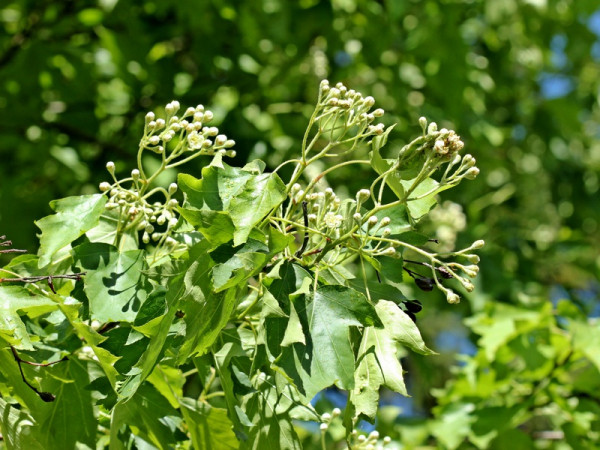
[149,136,160,146]
[202,139,213,148]
[471,239,485,250]
[157,215,166,225]
[332,408,341,416]
[357,189,370,202]
[353,212,362,223]
[380,217,391,227]
[145,224,155,234]
[168,199,179,208]
[99,182,111,192]
[373,108,385,117]
[215,134,227,146]
[308,213,317,223]
[128,206,138,216]
[447,290,460,304]
[363,96,375,107]
[328,98,339,106]
[462,279,475,292]
[419,116,427,131]
[464,167,480,180]
[320,423,328,431]
[105,202,118,210]
[147,121,156,130]
[142,232,150,244]
[320,79,329,87]
[382,228,391,237]
[185,107,195,116]
[321,413,331,421]
[196,104,205,113]
[383,436,391,444]
[145,112,155,122]
[358,435,367,443]
[466,254,480,264]
[193,112,204,122]
[165,103,174,114]
[427,122,438,134]
[369,431,380,440]
[168,218,178,228]
[329,88,340,98]
[382,247,396,256]
[152,232,161,241]
[203,110,214,122]
[171,100,180,111]
[224,139,236,148]
[367,216,378,229]
[131,169,140,181]
[156,119,165,129]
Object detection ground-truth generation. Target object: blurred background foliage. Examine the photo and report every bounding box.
[1,0,600,448]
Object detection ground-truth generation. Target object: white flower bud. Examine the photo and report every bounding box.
[367,113,375,122]
[427,122,438,134]
[328,98,339,106]
[168,199,179,208]
[99,182,111,192]
[308,214,317,223]
[382,228,391,237]
[207,127,218,136]
[149,215,156,222]
[357,189,370,202]
[447,290,460,304]
[168,218,178,228]
[106,161,115,174]
[320,79,329,87]
[148,136,160,145]
[171,100,180,111]
[202,139,213,148]
[171,123,181,132]
[382,247,396,256]
[110,188,119,197]
[295,190,305,202]
[168,183,178,194]
[353,212,362,223]
[156,119,165,129]
[203,110,213,122]
[152,232,161,241]
[383,436,391,444]
[226,150,236,158]
[185,107,195,116]
[196,104,205,113]
[367,216,378,229]
[380,217,391,227]
[128,206,138,216]
[373,108,385,117]
[332,408,341,416]
[320,423,328,431]
[321,413,331,421]
[117,199,126,207]
[194,112,204,122]
[369,431,380,440]
[363,96,375,107]
[471,239,485,250]
[358,435,367,443]
[329,88,340,98]
[131,169,140,181]
[157,215,166,225]
[291,183,301,194]
[215,134,227,146]
[105,202,118,210]
[145,224,154,234]
[145,112,155,122]
[162,132,173,142]
[224,139,235,148]
[142,232,150,244]
[419,116,427,130]
[165,103,174,114]
[324,188,333,198]
[462,279,475,292]
[147,121,157,130]
[465,167,480,180]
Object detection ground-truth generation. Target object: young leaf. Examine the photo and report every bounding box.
[0,398,45,450]
[400,177,438,221]
[35,194,107,268]
[229,172,287,245]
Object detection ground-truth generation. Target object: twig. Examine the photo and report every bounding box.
[1,273,86,285]
[10,346,68,402]
[295,201,310,258]
[0,237,27,254]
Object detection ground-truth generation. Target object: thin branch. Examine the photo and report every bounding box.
[294,201,310,258]
[10,346,67,402]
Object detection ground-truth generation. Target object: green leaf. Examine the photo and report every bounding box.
[133,286,168,337]
[240,376,304,450]
[210,239,269,292]
[348,278,407,304]
[353,300,433,420]
[0,398,45,450]
[373,299,435,355]
[400,177,438,221]
[110,382,181,450]
[378,255,404,284]
[98,326,150,375]
[572,320,600,372]
[38,358,97,450]
[72,243,151,323]
[229,172,287,245]
[179,398,239,450]
[394,231,430,246]
[0,286,56,350]
[276,285,382,398]
[86,208,138,251]
[179,208,236,246]
[35,194,107,267]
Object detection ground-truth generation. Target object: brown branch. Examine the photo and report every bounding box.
[10,346,68,402]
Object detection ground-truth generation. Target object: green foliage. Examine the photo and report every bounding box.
[0,81,485,448]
